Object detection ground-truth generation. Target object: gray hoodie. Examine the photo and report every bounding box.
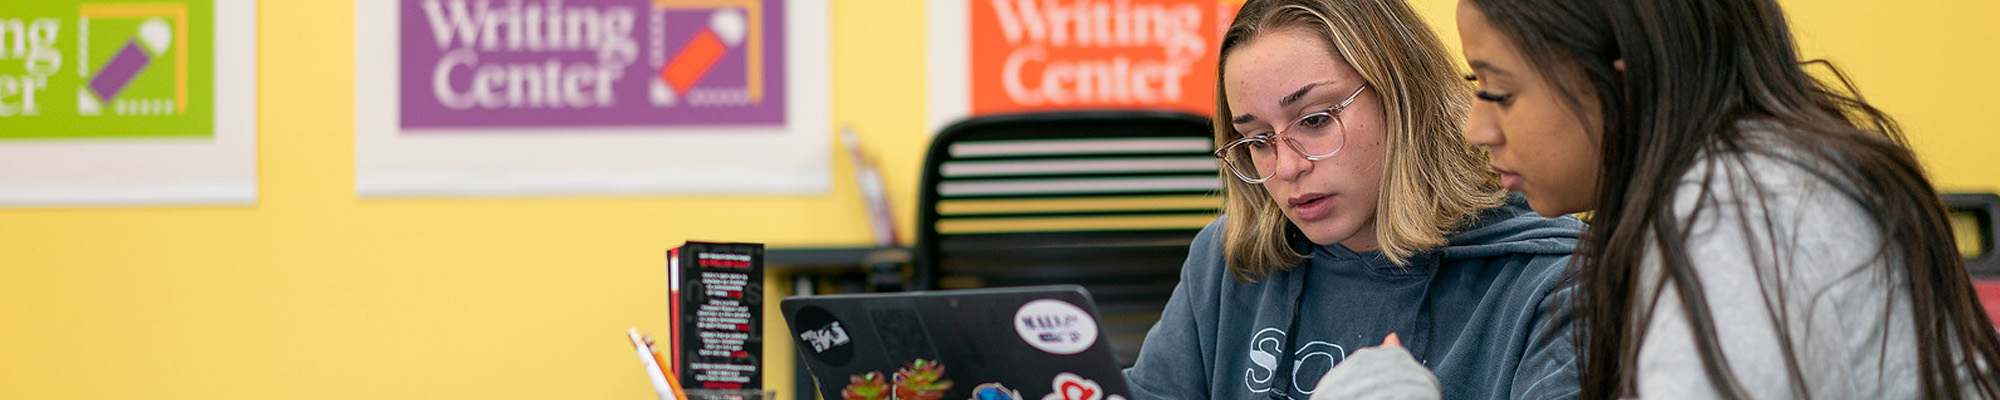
[1124,196,1583,399]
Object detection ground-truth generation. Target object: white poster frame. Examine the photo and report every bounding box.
[355,0,830,198]
[0,0,259,207]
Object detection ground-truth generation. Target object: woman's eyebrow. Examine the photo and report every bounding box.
[1236,80,1340,125]
[1280,81,1337,107]
[1468,60,1513,78]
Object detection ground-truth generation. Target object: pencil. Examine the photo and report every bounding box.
[649,336,691,400]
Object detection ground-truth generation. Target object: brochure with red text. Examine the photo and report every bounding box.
[667,241,764,391]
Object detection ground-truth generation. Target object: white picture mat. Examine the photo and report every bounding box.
[925,0,971,136]
[354,0,831,197]
[0,0,258,207]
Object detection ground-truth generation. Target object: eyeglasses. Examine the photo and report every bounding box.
[1213,84,1369,184]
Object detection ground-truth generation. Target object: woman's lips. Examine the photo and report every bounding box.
[1491,165,1520,191]
[1289,193,1334,220]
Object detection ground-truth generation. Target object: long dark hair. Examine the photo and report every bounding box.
[1464,0,2000,398]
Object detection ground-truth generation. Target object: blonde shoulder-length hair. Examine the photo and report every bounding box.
[1215,0,1504,281]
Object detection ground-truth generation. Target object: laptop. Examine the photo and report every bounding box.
[781,285,1133,400]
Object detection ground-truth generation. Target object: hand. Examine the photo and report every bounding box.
[1380,332,1401,348]
[1306,332,1440,400]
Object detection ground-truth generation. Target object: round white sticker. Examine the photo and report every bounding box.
[1013,299,1098,355]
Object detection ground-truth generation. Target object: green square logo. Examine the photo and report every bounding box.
[0,0,212,140]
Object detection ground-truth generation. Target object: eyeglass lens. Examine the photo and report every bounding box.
[1221,112,1346,182]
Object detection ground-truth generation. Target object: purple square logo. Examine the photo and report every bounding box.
[398,0,786,130]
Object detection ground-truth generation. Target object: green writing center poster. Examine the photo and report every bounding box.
[0,0,254,206]
[2,0,214,139]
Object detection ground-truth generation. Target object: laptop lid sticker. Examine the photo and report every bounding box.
[973,382,1025,400]
[1013,299,1097,355]
[791,305,855,367]
[1043,372,1127,400]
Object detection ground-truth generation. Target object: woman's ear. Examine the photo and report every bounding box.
[1611,59,1628,87]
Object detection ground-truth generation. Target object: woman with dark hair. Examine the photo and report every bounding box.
[1455,0,2000,398]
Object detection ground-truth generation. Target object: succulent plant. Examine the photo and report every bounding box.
[893,359,954,400]
[841,371,890,400]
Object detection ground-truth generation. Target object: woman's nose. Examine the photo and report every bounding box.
[1268,139,1314,180]
[1464,102,1503,149]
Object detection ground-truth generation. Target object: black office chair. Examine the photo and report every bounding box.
[1943,192,2000,330]
[1946,193,2000,278]
[912,111,1222,365]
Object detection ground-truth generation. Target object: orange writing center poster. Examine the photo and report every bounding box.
[929,0,1237,132]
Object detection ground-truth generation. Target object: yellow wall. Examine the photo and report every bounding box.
[0,1,1992,399]
[1413,0,2000,194]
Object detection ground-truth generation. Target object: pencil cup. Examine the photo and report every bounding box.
[681,389,775,400]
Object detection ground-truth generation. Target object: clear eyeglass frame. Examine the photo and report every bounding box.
[1213,84,1370,184]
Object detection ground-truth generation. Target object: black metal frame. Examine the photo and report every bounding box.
[1945,192,2000,278]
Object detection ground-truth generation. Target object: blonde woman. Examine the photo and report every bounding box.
[1122,0,1582,398]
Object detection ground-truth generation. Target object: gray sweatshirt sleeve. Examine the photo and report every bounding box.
[1309,346,1442,400]
[1633,151,1915,399]
[1124,221,1224,399]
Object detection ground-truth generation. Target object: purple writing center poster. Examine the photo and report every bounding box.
[356,0,829,197]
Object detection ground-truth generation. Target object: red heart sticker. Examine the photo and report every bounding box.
[1043,373,1105,400]
[1059,381,1095,400]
